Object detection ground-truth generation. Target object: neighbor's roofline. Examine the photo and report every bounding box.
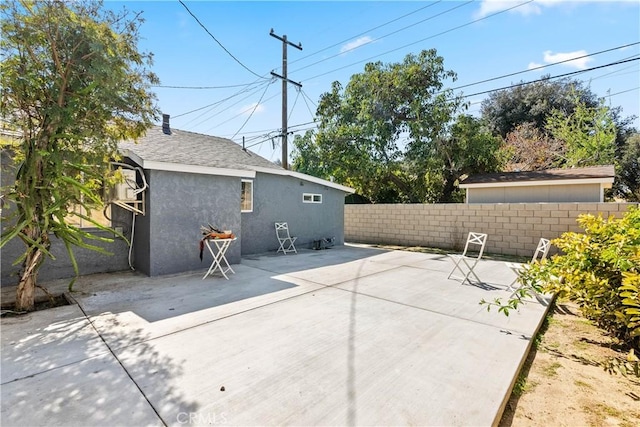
[459,177,614,189]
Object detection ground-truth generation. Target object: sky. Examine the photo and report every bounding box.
[107,0,640,163]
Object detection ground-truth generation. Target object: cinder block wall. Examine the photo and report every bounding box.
[344,203,638,257]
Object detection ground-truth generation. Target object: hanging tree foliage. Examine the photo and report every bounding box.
[0,0,159,311]
[292,49,504,203]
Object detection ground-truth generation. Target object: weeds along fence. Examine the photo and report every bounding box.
[344,202,638,257]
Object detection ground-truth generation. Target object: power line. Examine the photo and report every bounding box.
[172,79,268,119]
[178,81,272,129]
[243,61,638,143]
[288,1,444,67]
[449,42,640,92]
[290,0,473,75]
[458,57,640,100]
[178,0,266,80]
[231,81,274,139]
[300,90,317,121]
[243,123,319,150]
[220,121,318,139]
[606,87,640,97]
[298,0,534,82]
[288,88,301,122]
[153,83,259,89]
[301,89,318,108]
[205,91,281,134]
[181,55,637,142]
[589,58,639,81]
[191,84,276,130]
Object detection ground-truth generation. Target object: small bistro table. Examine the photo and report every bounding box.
[202,237,237,280]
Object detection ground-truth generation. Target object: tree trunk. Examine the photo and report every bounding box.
[15,247,43,312]
[441,176,457,203]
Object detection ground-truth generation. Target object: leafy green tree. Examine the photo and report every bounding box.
[0,0,159,311]
[292,50,505,203]
[546,96,617,167]
[480,76,599,139]
[419,115,504,202]
[291,130,331,182]
[614,132,640,201]
[292,127,407,202]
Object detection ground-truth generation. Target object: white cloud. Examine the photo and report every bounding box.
[474,0,583,19]
[475,0,541,19]
[340,36,373,54]
[239,102,265,116]
[542,50,592,69]
[526,49,593,72]
[476,0,638,18]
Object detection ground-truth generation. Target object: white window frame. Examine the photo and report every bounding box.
[241,179,253,212]
[302,193,322,204]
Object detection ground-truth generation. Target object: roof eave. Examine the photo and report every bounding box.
[123,149,255,178]
[459,177,615,189]
[252,166,355,193]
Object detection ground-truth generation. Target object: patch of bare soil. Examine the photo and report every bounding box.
[0,293,71,317]
[500,301,640,427]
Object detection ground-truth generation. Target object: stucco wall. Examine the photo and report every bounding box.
[467,183,603,203]
[1,230,131,287]
[136,169,242,276]
[344,202,637,257]
[241,172,346,255]
[1,157,349,284]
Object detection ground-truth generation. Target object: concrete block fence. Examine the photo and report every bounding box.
[344,203,638,257]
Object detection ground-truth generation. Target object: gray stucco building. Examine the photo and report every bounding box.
[1,125,353,286]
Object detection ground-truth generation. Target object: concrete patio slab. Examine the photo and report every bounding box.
[1,306,163,426]
[1,245,551,426]
[1,304,109,383]
[331,254,548,336]
[76,265,326,348]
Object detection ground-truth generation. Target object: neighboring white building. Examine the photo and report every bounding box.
[459,166,615,203]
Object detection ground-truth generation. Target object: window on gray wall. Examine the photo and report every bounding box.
[241,179,253,212]
[303,193,322,203]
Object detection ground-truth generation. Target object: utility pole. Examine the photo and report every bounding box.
[270,28,302,170]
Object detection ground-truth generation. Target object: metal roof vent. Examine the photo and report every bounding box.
[162,114,171,135]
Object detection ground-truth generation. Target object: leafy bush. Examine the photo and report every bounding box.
[486,206,640,356]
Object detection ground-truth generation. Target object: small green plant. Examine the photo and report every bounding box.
[511,371,536,397]
[483,206,640,373]
[542,361,562,377]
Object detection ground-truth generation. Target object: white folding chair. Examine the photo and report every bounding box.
[447,232,488,285]
[506,238,551,291]
[275,222,297,254]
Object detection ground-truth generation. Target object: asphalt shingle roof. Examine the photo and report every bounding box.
[119,126,283,172]
[461,165,615,185]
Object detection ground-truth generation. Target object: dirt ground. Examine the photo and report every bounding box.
[499,301,640,427]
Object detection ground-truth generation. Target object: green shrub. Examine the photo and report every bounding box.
[489,206,640,353]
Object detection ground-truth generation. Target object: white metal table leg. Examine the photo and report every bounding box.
[202,238,237,280]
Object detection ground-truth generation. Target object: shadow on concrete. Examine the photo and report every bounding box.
[0,304,198,426]
[240,245,389,276]
[344,259,367,427]
[71,269,299,324]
